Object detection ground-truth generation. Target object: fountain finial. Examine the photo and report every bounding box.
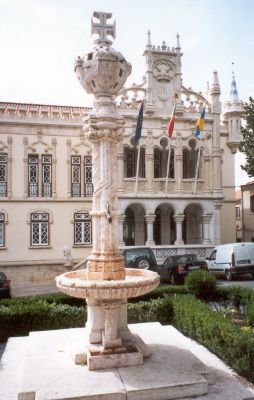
[91,11,116,45]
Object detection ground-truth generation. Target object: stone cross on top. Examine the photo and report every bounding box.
[91,11,116,45]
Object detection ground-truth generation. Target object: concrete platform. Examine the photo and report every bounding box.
[0,323,254,400]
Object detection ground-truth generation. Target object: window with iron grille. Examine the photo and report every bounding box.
[28,155,39,197]
[84,156,93,196]
[42,155,52,197]
[31,212,49,246]
[71,156,81,197]
[0,154,7,197]
[0,213,5,247]
[74,212,92,245]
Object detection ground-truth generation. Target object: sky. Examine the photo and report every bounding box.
[0,0,254,186]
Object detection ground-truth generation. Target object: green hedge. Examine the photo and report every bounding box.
[0,301,86,341]
[172,294,254,381]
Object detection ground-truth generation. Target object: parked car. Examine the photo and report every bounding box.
[206,242,254,281]
[158,254,207,285]
[123,247,158,272]
[0,272,11,299]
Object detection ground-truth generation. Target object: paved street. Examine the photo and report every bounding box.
[216,275,254,289]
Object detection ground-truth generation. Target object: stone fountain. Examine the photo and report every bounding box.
[55,11,160,371]
[3,12,250,400]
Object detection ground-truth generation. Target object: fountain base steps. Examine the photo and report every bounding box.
[1,322,253,400]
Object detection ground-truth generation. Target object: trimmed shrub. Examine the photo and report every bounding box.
[185,270,216,300]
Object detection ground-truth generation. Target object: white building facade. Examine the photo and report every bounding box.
[0,33,242,288]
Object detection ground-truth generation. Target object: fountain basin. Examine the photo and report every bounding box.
[55,268,160,300]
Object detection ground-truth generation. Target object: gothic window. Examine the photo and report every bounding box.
[84,156,93,197]
[154,148,161,178]
[154,148,174,179]
[28,155,39,197]
[71,156,81,197]
[42,155,52,197]
[124,148,135,178]
[74,211,92,245]
[183,140,202,179]
[250,195,254,213]
[30,212,49,246]
[123,147,146,178]
[0,213,5,247]
[139,147,146,178]
[0,154,7,197]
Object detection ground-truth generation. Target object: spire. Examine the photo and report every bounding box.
[146,29,152,50]
[176,33,180,49]
[230,64,239,101]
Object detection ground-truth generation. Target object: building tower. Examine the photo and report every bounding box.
[224,68,244,154]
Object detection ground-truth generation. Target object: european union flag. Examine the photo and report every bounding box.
[134,101,144,144]
[195,107,205,138]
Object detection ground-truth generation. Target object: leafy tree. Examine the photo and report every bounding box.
[239,97,254,177]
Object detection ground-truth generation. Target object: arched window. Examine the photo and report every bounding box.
[74,211,92,245]
[124,147,146,178]
[123,208,135,245]
[183,139,202,179]
[154,147,174,179]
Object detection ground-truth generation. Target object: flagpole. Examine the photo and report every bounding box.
[164,140,171,197]
[135,142,141,197]
[193,132,202,196]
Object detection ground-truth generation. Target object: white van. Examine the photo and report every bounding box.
[206,242,254,281]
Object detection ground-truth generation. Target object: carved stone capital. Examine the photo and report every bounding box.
[202,214,213,223]
[174,214,185,223]
[145,214,156,224]
[118,214,125,223]
[84,127,124,142]
[213,200,223,210]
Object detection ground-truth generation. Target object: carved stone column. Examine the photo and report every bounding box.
[145,214,156,246]
[175,149,183,192]
[118,214,125,246]
[146,152,154,192]
[202,214,212,245]
[66,139,71,198]
[38,154,42,197]
[7,136,12,198]
[52,138,57,198]
[101,300,122,348]
[174,214,185,245]
[213,200,222,245]
[211,71,222,196]
[23,137,28,198]
[117,151,124,191]
[204,155,210,192]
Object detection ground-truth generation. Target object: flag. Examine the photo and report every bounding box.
[134,101,144,144]
[195,107,205,137]
[168,103,176,138]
